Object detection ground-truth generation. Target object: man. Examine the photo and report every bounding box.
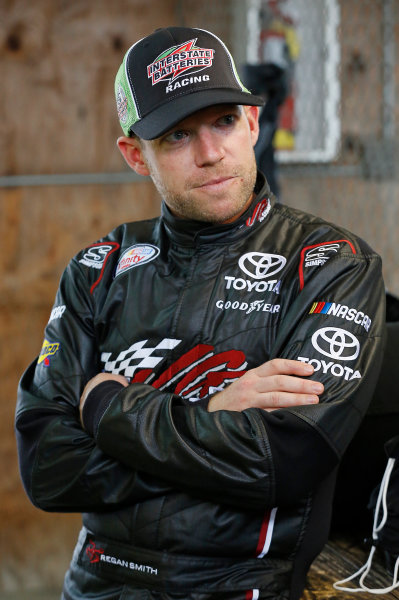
[16,27,385,600]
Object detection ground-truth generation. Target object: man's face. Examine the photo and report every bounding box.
[127,104,259,224]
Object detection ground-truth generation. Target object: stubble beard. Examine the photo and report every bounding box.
[150,159,258,224]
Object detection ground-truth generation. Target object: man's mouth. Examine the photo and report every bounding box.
[194,176,237,190]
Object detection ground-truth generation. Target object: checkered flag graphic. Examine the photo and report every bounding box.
[101,338,181,378]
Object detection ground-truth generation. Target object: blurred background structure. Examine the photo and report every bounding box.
[1,0,398,597]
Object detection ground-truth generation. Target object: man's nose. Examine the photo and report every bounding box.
[194,129,225,167]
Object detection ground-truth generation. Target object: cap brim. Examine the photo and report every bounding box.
[131,88,264,140]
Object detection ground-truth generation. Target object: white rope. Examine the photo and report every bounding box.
[333,457,399,594]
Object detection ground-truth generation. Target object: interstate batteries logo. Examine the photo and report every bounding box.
[147,39,215,87]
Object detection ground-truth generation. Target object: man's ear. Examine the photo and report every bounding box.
[117,136,150,176]
[244,106,260,148]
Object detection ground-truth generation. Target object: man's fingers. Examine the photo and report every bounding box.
[255,358,315,378]
[208,358,325,413]
[259,391,320,410]
[256,373,324,396]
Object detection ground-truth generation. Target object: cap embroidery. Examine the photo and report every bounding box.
[147,39,215,86]
[116,84,129,123]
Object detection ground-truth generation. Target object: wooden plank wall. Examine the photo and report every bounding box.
[1,0,176,592]
[1,0,237,592]
[1,0,398,595]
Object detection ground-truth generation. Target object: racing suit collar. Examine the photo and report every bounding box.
[161,171,273,247]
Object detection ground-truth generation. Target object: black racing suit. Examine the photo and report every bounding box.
[16,173,385,600]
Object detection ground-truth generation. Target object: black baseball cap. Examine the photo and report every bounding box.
[115,26,264,140]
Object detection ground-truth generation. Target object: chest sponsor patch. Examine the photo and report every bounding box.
[239,252,286,280]
[115,244,160,277]
[216,299,280,315]
[223,252,286,296]
[101,338,247,399]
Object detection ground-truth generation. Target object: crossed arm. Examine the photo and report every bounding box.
[79,358,324,423]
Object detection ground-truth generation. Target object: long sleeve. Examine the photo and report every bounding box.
[15,257,174,512]
[79,245,385,508]
[15,219,386,513]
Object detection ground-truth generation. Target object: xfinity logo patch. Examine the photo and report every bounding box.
[115,244,159,277]
[238,252,286,279]
[311,327,360,361]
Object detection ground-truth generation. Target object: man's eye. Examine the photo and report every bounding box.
[219,114,236,126]
[164,130,188,143]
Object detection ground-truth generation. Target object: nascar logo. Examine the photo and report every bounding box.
[309,301,371,332]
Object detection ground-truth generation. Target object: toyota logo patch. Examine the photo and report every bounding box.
[311,327,360,361]
[238,253,286,280]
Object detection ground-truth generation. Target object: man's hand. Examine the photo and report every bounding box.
[79,373,129,424]
[207,359,324,413]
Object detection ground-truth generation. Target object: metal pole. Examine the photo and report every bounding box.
[383,0,395,139]
[0,171,146,188]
